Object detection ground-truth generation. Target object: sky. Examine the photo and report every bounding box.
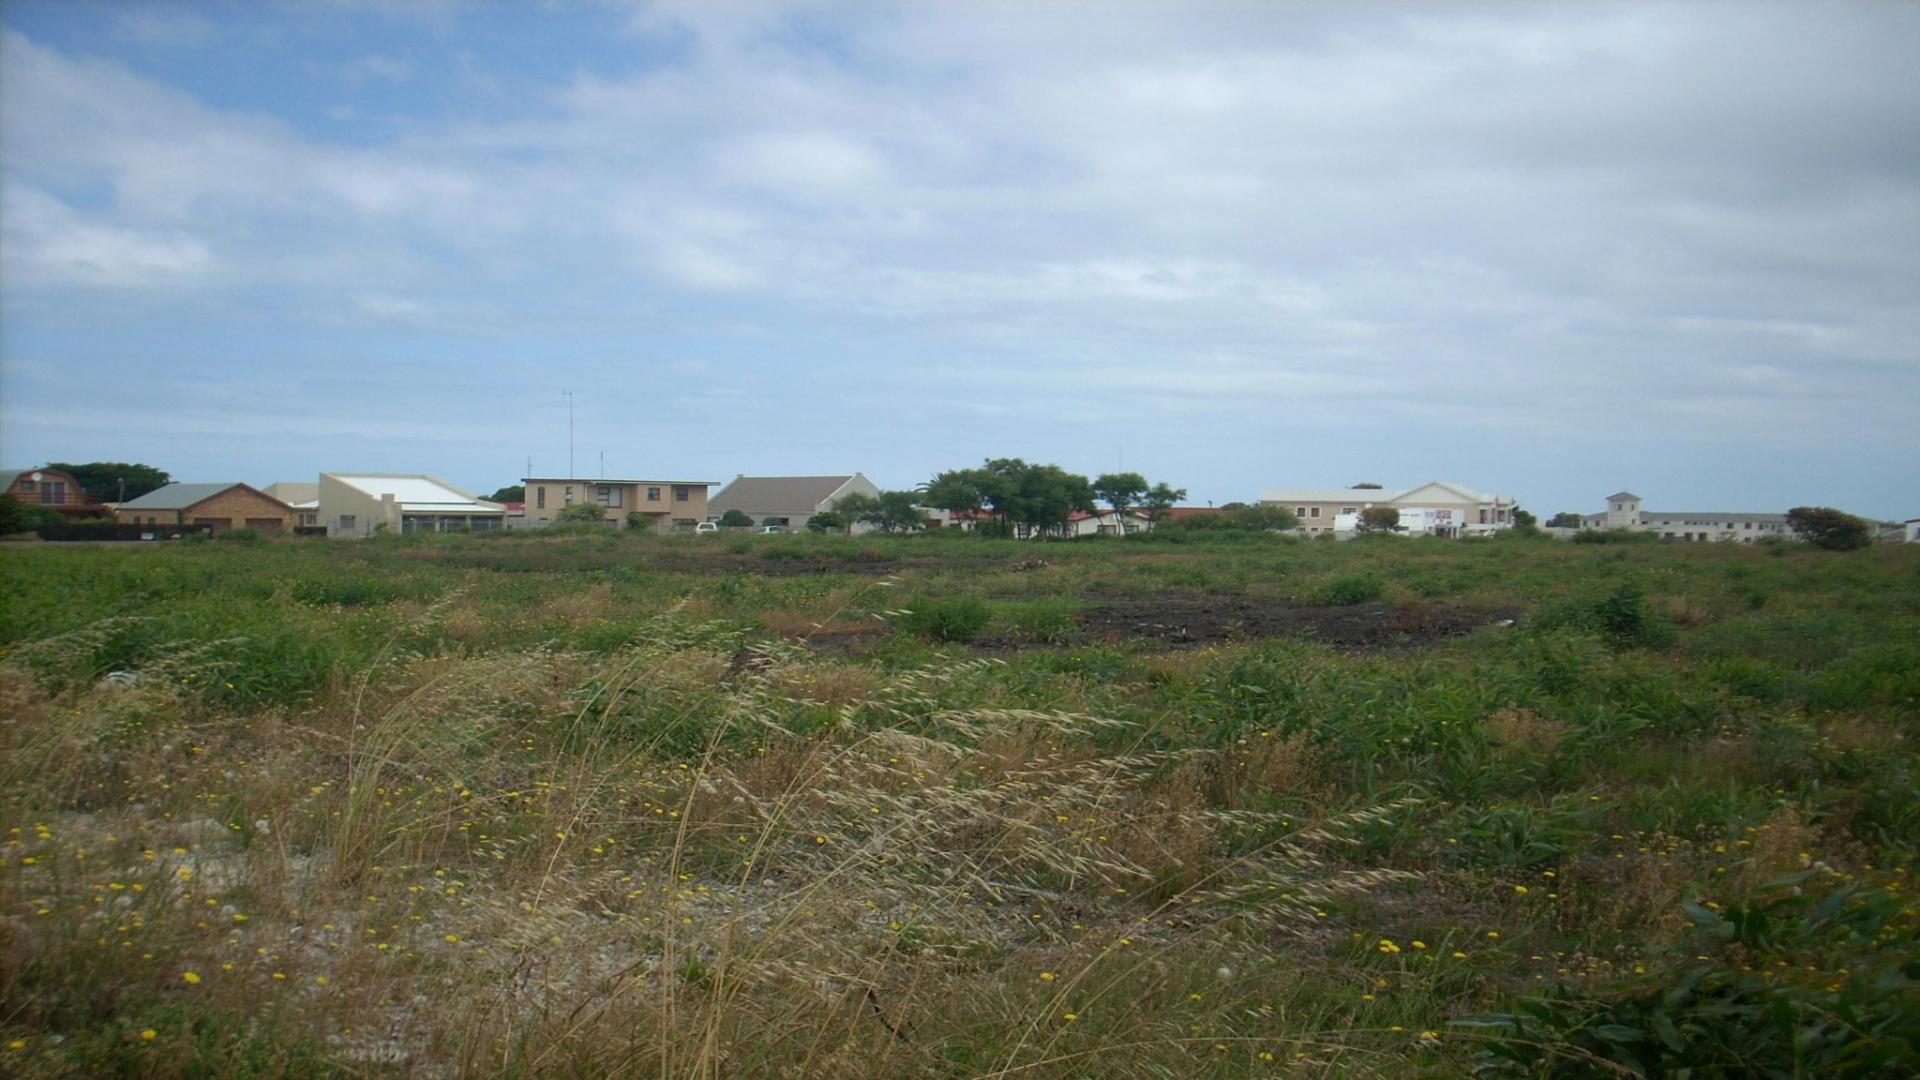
[2,1,1916,518]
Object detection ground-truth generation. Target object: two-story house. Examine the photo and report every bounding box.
[521,476,715,532]
[1,467,110,521]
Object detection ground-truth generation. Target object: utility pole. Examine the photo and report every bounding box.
[564,390,574,479]
[599,450,605,480]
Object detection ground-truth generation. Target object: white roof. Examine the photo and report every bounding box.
[326,473,502,514]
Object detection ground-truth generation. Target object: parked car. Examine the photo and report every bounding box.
[758,525,785,534]
[694,522,718,534]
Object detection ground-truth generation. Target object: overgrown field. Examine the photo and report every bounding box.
[2,530,1916,1077]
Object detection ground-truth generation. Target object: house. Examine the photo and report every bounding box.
[1576,492,1796,543]
[263,482,320,529]
[707,474,881,531]
[113,483,295,533]
[521,476,714,531]
[1260,482,1518,538]
[1,467,110,521]
[319,474,505,537]
[1068,509,1153,537]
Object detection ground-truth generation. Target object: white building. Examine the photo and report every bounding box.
[1260,481,1518,538]
[1576,491,1795,543]
[318,473,506,537]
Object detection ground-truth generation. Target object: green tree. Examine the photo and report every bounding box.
[806,511,847,533]
[1545,511,1583,528]
[46,461,170,503]
[1357,506,1401,533]
[717,509,756,528]
[1092,471,1148,530]
[866,490,927,533]
[1140,482,1186,526]
[1785,506,1871,551]
[1229,504,1297,531]
[830,492,880,533]
[554,503,606,524]
[488,485,525,503]
[1512,508,1537,527]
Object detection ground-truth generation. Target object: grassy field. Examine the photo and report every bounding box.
[2,529,1916,1078]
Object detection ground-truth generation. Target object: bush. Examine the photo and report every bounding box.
[1572,528,1657,545]
[0,494,65,535]
[554,504,607,524]
[900,596,992,643]
[1317,573,1383,605]
[717,509,756,527]
[213,527,264,543]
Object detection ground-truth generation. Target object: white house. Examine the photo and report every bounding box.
[1576,491,1795,543]
[707,474,882,531]
[318,473,506,537]
[1261,481,1518,538]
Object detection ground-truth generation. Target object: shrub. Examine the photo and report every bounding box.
[717,509,755,527]
[213,527,264,543]
[1572,528,1657,544]
[900,595,992,642]
[1317,573,1383,605]
[554,504,607,524]
[0,493,64,535]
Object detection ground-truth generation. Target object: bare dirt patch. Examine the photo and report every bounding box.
[1077,594,1517,650]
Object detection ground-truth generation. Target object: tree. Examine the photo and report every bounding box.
[806,511,847,533]
[554,503,606,524]
[1545,511,1583,528]
[1785,506,1871,551]
[1357,506,1400,533]
[866,490,927,533]
[1140,482,1186,526]
[1092,471,1148,529]
[1512,508,1537,527]
[1228,504,1297,531]
[47,461,170,503]
[1351,482,1383,490]
[923,459,1094,537]
[830,492,880,533]
[488,485,525,503]
[717,509,756,528]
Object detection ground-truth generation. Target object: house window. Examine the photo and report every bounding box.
[40,481,65,504]
[1310,507,1321,518]
[17,480,34,493]
[564,486,574,504]
[536,487,547,509]
[339,515,357,533]
[1295,506,1307,517]
[1479,509,1488,524]
[1341,506,1356,514]
[597,485,622,508]
[674,486,690,502]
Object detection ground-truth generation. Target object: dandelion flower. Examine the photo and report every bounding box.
[1513,885,1529,895]
[444,934,460,943]
[1039,972,1056,982]
[181,971,201,985]
[1062,1012,1078,1022]
[140,1029,157,1041]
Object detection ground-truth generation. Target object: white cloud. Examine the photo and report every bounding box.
[0,182,214,287]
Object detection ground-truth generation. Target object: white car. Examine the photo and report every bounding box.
[759,525,785,534]
[694,522,718,534]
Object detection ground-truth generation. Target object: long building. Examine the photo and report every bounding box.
[1577,491,1794,543]
[1258,481,1518,537]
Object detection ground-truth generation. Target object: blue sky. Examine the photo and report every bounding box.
[2,1,1916,518]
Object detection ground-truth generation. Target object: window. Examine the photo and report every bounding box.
[674,486,690,502]
[17,480,34,493]
[564,486,574,504]
[1341,506,1357,514]
[596,485,622,508]
[536,487,546,509]
[1295,506,1307,517]
[647,486,661,501]
[1309,507,1320,518]
[338,515,356,533]
[672,518,697,531]
[1479,509,1488,524]
[41,481,65,505]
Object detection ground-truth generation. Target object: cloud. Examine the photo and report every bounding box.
[1,182,214,287]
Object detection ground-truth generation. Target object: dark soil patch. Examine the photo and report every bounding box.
[1076,594,1516,650]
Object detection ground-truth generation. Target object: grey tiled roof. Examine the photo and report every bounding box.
[709,475,856,514]
[116,483,248,510]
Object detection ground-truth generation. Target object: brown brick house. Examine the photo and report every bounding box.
[1,467,110,521]
[113,483,295,533]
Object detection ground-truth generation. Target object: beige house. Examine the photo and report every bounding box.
[707,474,881,531]
[1259,481,1518,537]
[521,476,714,532]
[1577,491,1796,543]
[114,483,295,533]
[319,473,505,537]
